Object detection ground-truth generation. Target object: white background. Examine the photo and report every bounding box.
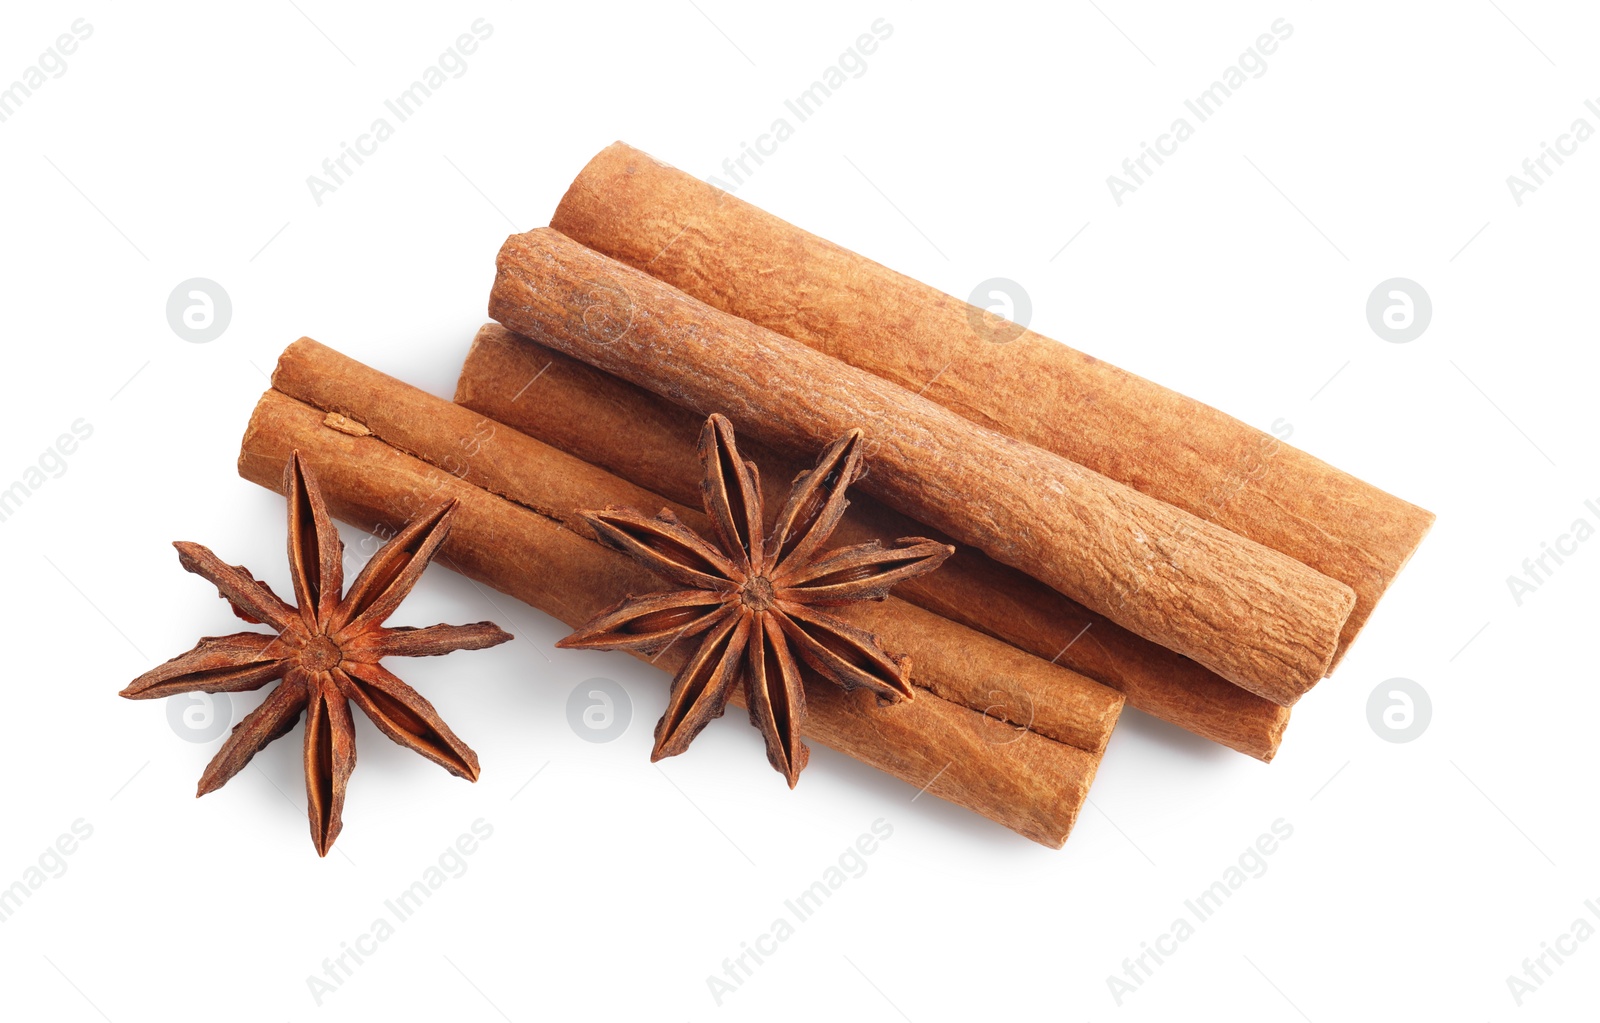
[1,2,1595,1020]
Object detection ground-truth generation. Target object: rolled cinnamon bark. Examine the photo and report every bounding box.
[267,337,1121,756]
[550,142,1435,668]
[457,323,1291,760]
[239,340,1122,847]
[489,228,1356,705]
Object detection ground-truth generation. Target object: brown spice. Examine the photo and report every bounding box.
[272,335,1122,756]
[455,324,1292,760]
[489,228,1356,705]
[120,453,510,855]
[550,142,1434,668]
[241,339,1123,847]
[558,414,952,786]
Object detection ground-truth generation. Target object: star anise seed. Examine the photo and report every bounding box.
[557,414,953,786]
[121,452,512,856]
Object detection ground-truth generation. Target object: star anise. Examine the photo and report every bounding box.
[557,414,953,786]
[121,453,511,855]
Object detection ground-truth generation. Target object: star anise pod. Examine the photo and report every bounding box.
[557,414,953,786]
[121,453,511,855]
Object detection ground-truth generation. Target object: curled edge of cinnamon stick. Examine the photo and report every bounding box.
[488,227,1357,705]
[456,323,1291,761]
[549,141,1435,669]
[239,340,1121,847]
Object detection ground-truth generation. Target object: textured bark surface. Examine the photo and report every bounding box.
[269,337,1121,755]
[550,142,1436,668]
[458,324,1290,759]
[239,341,1123,847]
[489,230,1356,705]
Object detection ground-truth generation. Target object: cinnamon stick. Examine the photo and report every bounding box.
[269,336,1121,755]
[550,142,1435,668]
[489,228,1356,705]
[239,339,1122,847]
[457,323,1291,760]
